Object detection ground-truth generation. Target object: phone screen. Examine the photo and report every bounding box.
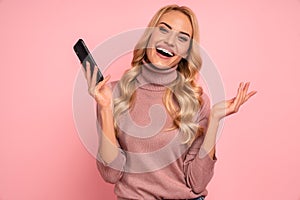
[73,39,104,83]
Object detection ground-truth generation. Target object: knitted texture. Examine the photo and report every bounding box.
[96,62,216,199]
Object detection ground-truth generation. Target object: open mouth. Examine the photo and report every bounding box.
[156,47,174,57]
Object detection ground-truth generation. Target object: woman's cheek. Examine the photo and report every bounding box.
[177,43,190,58]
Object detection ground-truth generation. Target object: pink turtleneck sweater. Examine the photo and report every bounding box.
[96,62,216,200]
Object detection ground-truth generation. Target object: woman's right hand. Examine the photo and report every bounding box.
[82,61,112,109]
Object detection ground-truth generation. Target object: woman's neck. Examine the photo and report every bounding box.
[135,60,178,91]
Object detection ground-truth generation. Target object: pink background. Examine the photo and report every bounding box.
[1,0,300,199]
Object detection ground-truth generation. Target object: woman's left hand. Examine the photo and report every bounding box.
[211,82,257,121]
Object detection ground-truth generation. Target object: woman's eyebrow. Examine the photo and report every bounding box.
[159,22,191,38]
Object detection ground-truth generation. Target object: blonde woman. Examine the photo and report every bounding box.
[83,4,256,200]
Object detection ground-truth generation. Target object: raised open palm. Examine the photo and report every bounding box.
[211,82,257,121]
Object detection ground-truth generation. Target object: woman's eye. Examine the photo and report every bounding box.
[159,26,168,34]
[178,36,189,42]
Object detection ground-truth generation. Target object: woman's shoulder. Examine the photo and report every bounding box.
[109,80,119,89]
[195,91,211,123]
[109,80,121,98]
[200,91,211,112]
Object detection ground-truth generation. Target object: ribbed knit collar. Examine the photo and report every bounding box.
[136,61,178,91]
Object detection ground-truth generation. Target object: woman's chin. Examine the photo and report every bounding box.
[151,61,175,69]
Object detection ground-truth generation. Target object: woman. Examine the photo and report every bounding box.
[83,4,256,200]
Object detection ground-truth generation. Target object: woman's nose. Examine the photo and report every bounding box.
[164,32,176,46]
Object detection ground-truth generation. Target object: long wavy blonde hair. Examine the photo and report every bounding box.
[113,5,204,145]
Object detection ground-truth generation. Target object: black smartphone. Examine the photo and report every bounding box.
[73,39,104,83]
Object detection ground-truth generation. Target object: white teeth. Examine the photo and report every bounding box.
[157,47,174,56]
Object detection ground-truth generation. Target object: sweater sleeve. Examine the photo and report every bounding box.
[183,93,217,194]
[95,81,126,184]
[96,147,126,184]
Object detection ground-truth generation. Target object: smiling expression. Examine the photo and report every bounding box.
[146,10,193,69]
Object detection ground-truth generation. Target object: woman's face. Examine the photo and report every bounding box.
[146,10,193,68]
